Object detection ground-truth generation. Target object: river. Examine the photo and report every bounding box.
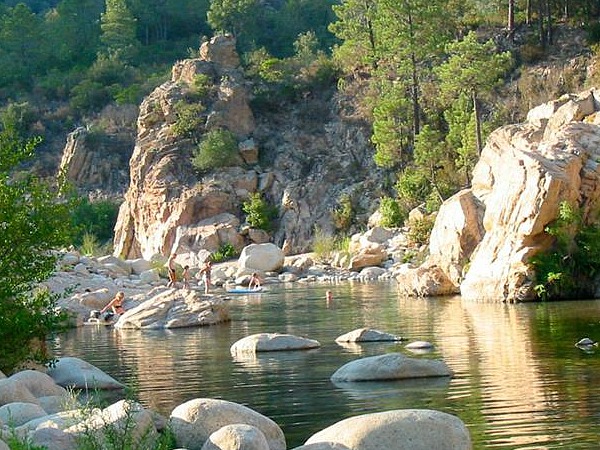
[50,281,600,449]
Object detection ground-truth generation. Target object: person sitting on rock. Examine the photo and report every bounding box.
[101,291,125,316]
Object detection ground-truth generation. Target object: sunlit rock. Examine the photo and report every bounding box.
[115,288,229,329]
[170,398,286,450]
[304,409,471,450]
[230,333,321,354]
[46,357,125,391]
[201,423,270,450]
[335,328,402,343]
[330,353,452,382]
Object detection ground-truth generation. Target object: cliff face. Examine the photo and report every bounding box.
[398,89,600,302]
[112,35,386,263]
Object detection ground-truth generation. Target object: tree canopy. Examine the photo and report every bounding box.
[0,128,73,374]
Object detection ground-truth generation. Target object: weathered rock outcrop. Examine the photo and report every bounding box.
[58,121,135,194]
[398,89,600,301]
[112,34,386,261]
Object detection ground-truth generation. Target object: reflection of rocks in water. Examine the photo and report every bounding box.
[336,340,410,356]
[405,340,435,355]
[335,342,365,355]
[232,349,321,373]
[331,377,451,402]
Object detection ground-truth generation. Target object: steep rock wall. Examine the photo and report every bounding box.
[113,35,386,262]
[398,89,600,302]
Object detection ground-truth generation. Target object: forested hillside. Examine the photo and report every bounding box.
[1,0,600,226]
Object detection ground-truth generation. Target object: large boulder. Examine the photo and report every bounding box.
[399,89,600,301]
[201,424,270,450]
[237,244,285,273]
[335,328,402,343]
[114,288,229,329]
[46,357,125,390]
[8,371,67,399]
[0,402,47,427]
[170,398,286,450]
[304,409,471,450]
[330,353,453,382]
[231,333,321,354]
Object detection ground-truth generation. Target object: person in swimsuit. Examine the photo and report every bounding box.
[198,260,212,294]
[101,291,125,315]
[248,272,261,290]
[167,253,177,288]
[182,265,191,290]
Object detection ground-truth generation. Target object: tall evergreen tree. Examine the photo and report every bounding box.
[100,0,140,62]
[436,31,512,154]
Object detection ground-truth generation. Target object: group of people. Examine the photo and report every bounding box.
[167,253,212,294]
[99,252,263,318]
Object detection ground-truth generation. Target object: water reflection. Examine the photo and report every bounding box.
[51,283,600,449]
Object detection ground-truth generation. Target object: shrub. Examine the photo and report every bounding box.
[313,227,336,260]
[172,101,205,140]
[0,130,74,374]
[531,201,600,300]
[242,192,278,231]
[212,243,238,262]
[379,196,404,227]
[332,193,354,232]
[70,197,120,247]
[407,215,436,246]
[192,73,212,98]
[192,128,239,172]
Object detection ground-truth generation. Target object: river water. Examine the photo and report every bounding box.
[50,281,600,449]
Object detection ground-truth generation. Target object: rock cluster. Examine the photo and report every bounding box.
[0,346,467,449]
[110,34,387,263]
[398,88,600,301]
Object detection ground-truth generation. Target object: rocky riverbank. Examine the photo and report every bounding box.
[46,226,421,328]
[0,351,469,450]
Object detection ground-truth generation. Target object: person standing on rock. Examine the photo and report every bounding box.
[182,265,191,290]
[198,260,212,294]
[167,253,177,288]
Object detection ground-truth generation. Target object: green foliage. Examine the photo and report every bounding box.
[70,197,120,248]
[372,82,411,169]
[0,129,74,374]
[332,193,354,232]
[4,431,47,450]
[437,32,513,99]
[242,192,278,231]
[192,73,213,98]
[407,215,436,246]
[586,22,600,45]
[379,196,404,227]
[395,167,430,212]
[99,0,140,63]
[531,201,600,300]
[212,243,238,262]
[191,128,239,171]
[172,101,205,140]
[312,227,351,261]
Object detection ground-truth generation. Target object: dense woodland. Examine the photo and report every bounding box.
[3,0,600,371]
[1,0,600,214]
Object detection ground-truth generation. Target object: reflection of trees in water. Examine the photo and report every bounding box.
[50,286,600,448]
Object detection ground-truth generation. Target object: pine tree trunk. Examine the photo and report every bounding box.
[508,0,515,33]
[473,90,483,155]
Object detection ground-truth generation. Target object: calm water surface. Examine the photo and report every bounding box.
[50,282,600,449]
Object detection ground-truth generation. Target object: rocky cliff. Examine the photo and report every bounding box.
[398,89,600,302]
[111,35,386,265]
